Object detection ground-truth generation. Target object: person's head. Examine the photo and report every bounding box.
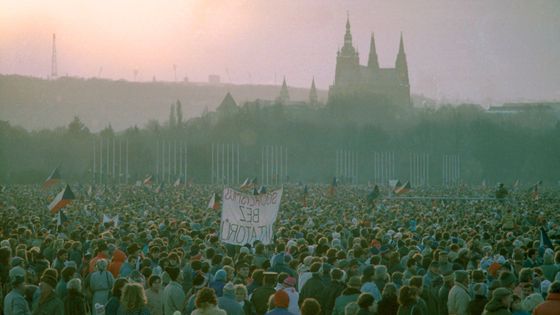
[357,293,376,312]
[112,278,129,299]
[166,266,180,282]
[39,274,57,294]
[67,278,82,293]
[454,270,469,286]
[195,287,218,309]
[237,263,250,278]
[491,288,513,308]
[472,283,488,297]
[301,298,322,315]
[398,285,418,306]
[61,266,76,282]
[56,249,68,261]
[409,276,423,294]
[510,295,523,311]
[549,281,560,294]
[96,258,108,272]
[121,283,147,311]
[251,269,264,286]
[148,275,161,291]
[382,283,398,298]
[234,284,248,302]
[343,302,359,315]
[522,293,545,313]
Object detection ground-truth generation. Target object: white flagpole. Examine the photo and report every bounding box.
[261,146,264,186]
[237,144,240,185]
[211,143,214,184]
[226,143,230,185]
[112,137,115,182]
[125,138,129,184]
[284,146,288,183]
[265,145,269,186]
[221,143,225,185]
[119,139,122,185]
[174,140,177,179]
[185,142,188,184]
[100,138,103,184]
[179,142,182,183]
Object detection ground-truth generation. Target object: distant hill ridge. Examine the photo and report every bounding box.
[0,75,328,131]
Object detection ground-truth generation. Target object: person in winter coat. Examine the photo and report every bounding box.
[481,288,513,315]
[63,278,88,315]
[265,290,293,315]
[533,281,560,315]
[356,293,376,315]
[448,271,472,315]
[117,283,151,315]
[234,284,257,315]
[299,263,326,309]
[333,276,362,315]
[146,275,163,315]
[162,266,186,315]
[32,274,64,315]
[377,283,399,315]
[191,287,227,315]
[278,276,300,315]
[251,272,277,315]
[397,285,422,315]
[301,298,322,315]
[360,266,381,302]
[218,282,244,315]
[108,248,127,278]
[3,273,31,315]
[323,268,347,315]
[105,278,129,315]
[467,283,488,315]
[87,258,115,312]
[540,251,558,282]
[210,269,227,297]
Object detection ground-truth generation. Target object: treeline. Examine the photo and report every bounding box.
[1,97,559,186]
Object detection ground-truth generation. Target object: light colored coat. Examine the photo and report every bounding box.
[163,281,185,315]
[448,282,471,315]
[191,305,227,315]
[3,289,31,315]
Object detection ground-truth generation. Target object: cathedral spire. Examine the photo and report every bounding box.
[368,32,379,69]
[344,12,352,47]
[395,32,409,87]
[278,76,290,103]
[309,77,318,104]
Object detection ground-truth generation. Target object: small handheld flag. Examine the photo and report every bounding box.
[240,178,251,189]
[257,186,267,194]
[155,183,163,193]
[174,177,181,187]
[143,175,153,186]
[48,184,75,214]
[43,166,61,189]
[394,181,411,195]
[328,177,337,196]
[208,193,221,210]
[56,209,68,226]
[540,227,553,249]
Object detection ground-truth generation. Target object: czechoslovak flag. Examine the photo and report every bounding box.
[43,166,61,189]
[48,184,75,214]
[208,193,221,210]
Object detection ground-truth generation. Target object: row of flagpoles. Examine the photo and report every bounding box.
[92,138,129,185]
[410,153,430,187]
[335,150,358,185]
[442,154,461,186]
[261,145,288,186]
[156,140,188,184]
[211,143,239,185]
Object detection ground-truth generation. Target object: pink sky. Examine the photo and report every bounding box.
[1,0,559,104]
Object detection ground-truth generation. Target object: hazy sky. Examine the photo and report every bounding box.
[1,0,559,104]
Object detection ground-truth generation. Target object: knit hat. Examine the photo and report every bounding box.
[214,269,227,281]
[491,288,512,301]
[40,274,57,289]
[347,276,361,289]
[283,277,296,287]
[273,290,290,308]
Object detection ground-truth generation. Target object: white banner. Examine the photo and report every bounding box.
[220,187,282,246]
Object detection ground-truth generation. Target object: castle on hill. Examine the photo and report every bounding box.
[328,15,411,106]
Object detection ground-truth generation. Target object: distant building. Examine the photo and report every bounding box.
[487,102,558,115]
[208,75,221,84]
[328,15,411,106]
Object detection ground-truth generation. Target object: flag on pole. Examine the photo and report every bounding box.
[394,181,411,195]
[103,214,119,227]
[208,193,221,210]
[257,186,267,194]
[328,177,337,196]
[367,185,380,204]
[240,178,251,189]
[87,185,94,197]
[530,183,539,201]
[174,177,181,187]
[513,179,520,189]
[48,184,75,214]
[389,180,402,193]
[56,209,68,226]
[540,227,553,249]
[143,175,153,186]
[302,185,309,207]
[155,183,163,193]
[43,166,61,189]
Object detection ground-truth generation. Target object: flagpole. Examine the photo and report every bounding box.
[126,138,129,184]
[285,146,288,183]
[168,141,171,183]
[179,142,182,183]
[261,146,264,186]
[174,140,177,179]
[237,144,239,185]
[279,146,283,185]
[427,153,430,187]
[231,143,234,186]
[119,139,122,185]
[156,140,159,183]
[106,137,109,185]
[184,142,188,184]
[99,138,103,184]
[227,143,230,185]
[112,137,115,184]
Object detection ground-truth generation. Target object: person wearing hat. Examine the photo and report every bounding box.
[333,276,362,315]
[482,287,513,315]
[3,273,31,315]
[218,282,244,315]
[448,270,472,315]
[279,276,300,315]
[32,273,63,315]
[265,290,292,315]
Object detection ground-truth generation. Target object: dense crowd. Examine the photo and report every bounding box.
[0,183,559,315]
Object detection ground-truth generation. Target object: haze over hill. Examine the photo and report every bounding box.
[0,75,328,131]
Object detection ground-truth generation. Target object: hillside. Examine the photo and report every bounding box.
[0,75,327,131]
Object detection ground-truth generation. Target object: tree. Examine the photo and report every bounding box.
[176,100,183,127]
[169,104,176,128]
[67,116,89,136]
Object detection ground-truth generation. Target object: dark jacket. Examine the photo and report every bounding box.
[251,285,276,315]
[481,299,512,315]
[467,295,488,315]
[332,287,361,315]
[32,293,64,315]
[377,295,399,315]
[322,280,346,315]
[299,273,326,307]
[63,289,88,315]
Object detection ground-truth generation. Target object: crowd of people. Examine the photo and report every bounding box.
[0,182,559,315]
